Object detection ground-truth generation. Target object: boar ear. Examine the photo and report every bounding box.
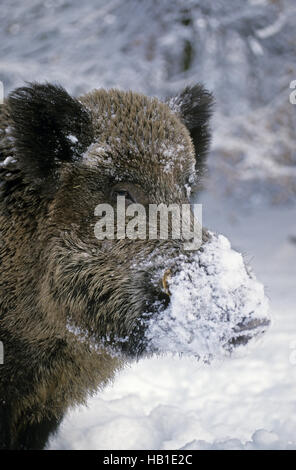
[7,82,93,184]
[167,84,214,176]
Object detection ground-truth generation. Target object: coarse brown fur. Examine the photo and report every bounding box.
[0,82,213,449]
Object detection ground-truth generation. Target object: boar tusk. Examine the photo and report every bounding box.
[162,269,172,296]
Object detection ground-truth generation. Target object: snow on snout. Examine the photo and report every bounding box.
[144,232,270,361]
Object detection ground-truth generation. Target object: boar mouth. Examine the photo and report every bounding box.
[227,317,271,350]
[126,232,271,362]
[108,310,271,361]
[98,232,271,363]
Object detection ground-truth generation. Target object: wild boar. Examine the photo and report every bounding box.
[0,83,269,449]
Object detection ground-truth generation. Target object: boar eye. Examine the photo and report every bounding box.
[112,189,136,204]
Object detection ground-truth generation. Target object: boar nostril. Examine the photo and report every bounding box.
[162,268,172,296]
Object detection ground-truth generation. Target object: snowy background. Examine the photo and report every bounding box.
[1,0,296,450]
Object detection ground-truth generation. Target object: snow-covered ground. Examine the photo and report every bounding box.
[48,194,296,451]
[1,0,295,450]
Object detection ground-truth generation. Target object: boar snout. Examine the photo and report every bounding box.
[125,232,270,362]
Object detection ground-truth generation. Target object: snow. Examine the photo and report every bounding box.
[144,233,269,361]
[182,429,296,450]
[67,134,78,144]
[0,156,17,167]
[48,202,296,451]
[1,0,295,451]
[256,12,287,39]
